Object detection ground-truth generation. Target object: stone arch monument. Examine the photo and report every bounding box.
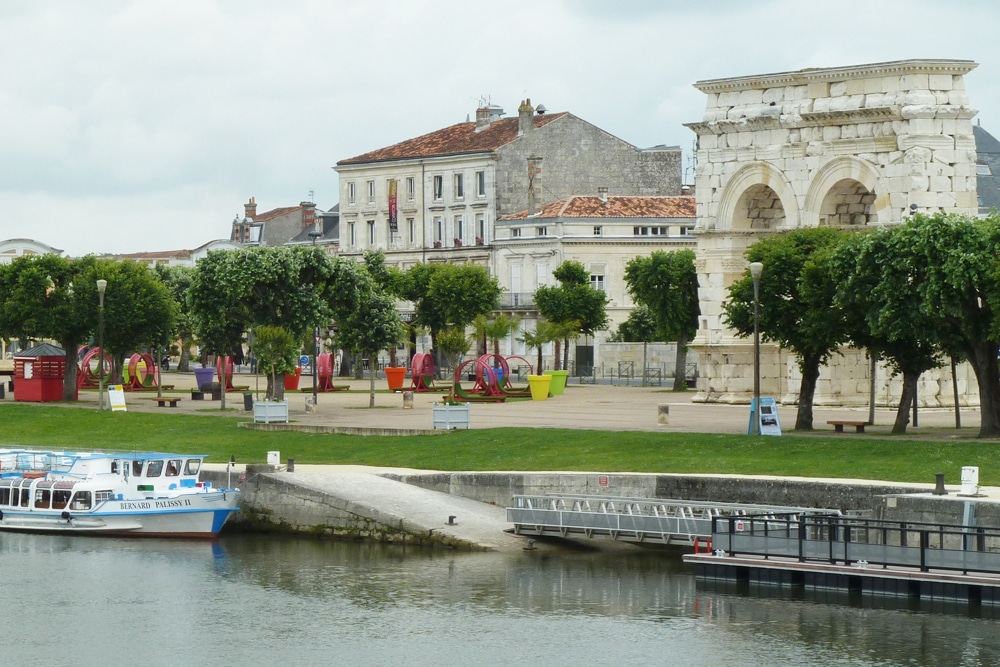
[686,59,979,406]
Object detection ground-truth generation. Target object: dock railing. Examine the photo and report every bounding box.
[713,514,1000,576]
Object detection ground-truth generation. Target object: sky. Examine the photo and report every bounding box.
[2,0,1000,257]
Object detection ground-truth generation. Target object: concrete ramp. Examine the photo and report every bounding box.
[230,467,534,552]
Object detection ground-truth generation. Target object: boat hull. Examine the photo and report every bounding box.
[0,491,240,538]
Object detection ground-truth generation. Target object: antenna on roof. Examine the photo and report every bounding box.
[308,190,314,202]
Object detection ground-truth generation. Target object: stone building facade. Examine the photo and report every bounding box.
[332,99,683,367]
[685,59,980,407]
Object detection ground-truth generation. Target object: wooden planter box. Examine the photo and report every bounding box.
[433,403,470,430]
[253,400,289,424]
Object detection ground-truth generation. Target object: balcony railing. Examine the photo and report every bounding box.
[498,292,536,309]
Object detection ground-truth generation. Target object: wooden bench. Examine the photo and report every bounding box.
[147,397,182,408]
[827,420,866,433]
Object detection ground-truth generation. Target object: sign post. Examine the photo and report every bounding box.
[748,397,782,436]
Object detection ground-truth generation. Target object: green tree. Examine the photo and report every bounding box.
[76,259,176,384]
[189,246,367,381]
[624,250,700,390]
[401,263,501,369]
[153,265,197,371]
[723,228,849,431]
[535,261,608,371]
[830,229,943,434]
[0,254,98,399]
[436,326,472,378]
[518,321,558,373]
[252,325,298,400]
[609,305,659,343]
[472,313,522,360]
[338,290,403,407]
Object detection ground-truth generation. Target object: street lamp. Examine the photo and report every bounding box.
[749,262,763,435]
[309,228,322,411]
[96,279,107,411]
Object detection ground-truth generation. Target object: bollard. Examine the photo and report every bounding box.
[657,404,669,425]
[933,472,947,495]
[287,458,295,473]
[403,391,414,409]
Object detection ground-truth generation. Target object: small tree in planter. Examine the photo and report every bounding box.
[253,325,298,401]
[436,327,472,379]
[518,320,558,373]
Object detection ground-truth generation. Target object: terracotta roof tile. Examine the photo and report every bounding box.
[337,113,569,165]
[501,195,696,220]
[252,206,302,222]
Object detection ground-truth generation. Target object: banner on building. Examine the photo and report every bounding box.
[388,180,398,232]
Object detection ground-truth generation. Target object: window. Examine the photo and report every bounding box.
[512,228,521,238]
[633,226,668,236]
[454,215,464,241]
[593,226,603,236]
[368,220,376,245]
[454,174,464,199]
[347,182,356,205]
[476,213,486,243]
[70,491,92,510]
[166,460,182,477]
[349,222,356,246]
[536,226,548,237]
[433,175,443,200]
[977,164,992,176]
[184,459,201,475]
[367,180,375,203]
[590,274,606,292]
[406,177,415,200]
[147,460,164,477]
[680,226,694,236]
[407,217,415,244]
[434,216,443,242]
[476,171,486,197]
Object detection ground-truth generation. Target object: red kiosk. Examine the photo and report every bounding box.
[14,343,74,402]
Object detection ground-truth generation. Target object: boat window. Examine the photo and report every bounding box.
[95,490,113,503]
[111,460,119,474]
[132,461,144,476]
[20,488,30,507]
[165,459,181,477]
[146,461,164,477]
[52,490,71,510]
[34,489,51,509]
[184,459,201,475]
[0,487,9,505]
[70,491,92,510]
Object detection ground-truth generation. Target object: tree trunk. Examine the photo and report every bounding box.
[61,343,79,401]
[338,347,352,377]
[553,340,562,371]
[794,353,822,431]
[536,346,543,373]
[178,340,191,372]
[563,337,569,372]
[273,372,286,401]
[967,341,1000,437]
[892,371,919,434]
[672,333,689,392]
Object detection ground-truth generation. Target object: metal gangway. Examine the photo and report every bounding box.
[506,494,843,547]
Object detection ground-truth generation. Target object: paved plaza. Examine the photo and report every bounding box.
[43,368,988,439]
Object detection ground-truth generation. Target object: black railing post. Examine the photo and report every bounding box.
[799,518,807,562]
[920,530,929,572]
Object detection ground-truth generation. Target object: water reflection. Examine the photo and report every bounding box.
[2,532,1000,666]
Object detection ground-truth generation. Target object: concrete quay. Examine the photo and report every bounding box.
[99,370,1000,553]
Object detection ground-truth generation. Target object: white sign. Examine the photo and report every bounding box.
[748,397,782,436]
[108,384,127,412]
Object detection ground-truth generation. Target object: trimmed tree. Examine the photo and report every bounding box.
[723,228,849,431]
[624,250,700,390]
[535,261,608,371]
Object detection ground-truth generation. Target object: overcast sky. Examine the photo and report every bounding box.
[2,0,999,257]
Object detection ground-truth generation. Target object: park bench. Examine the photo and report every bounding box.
[146,396,182,408]
[827,420,866,433]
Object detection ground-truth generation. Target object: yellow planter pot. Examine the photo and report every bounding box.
[526,374,552,401]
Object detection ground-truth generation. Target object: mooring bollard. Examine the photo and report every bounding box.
[287,458,295,473]
[403,391,414,409]
[933,472,947,495]
[658,404,670,425]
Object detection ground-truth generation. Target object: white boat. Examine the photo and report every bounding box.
[0,448,240,538]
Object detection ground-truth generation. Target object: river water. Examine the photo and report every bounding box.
[2,532,999,666]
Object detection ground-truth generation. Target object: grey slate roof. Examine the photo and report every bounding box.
[975,124,1000,214]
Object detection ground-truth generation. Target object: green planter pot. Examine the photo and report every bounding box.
[543,370,569,395]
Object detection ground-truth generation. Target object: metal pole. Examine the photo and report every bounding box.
[97,279,107,411]
[309,227,322,411]
[749,262,763,435]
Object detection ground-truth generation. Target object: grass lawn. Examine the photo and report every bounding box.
[0,403,996,486]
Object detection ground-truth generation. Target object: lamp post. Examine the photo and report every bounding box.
[309,228,322,410]
[97,279,107,411]
[749,262,763,435]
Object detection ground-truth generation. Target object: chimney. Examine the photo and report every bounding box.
[518,98,534,136]
[528,156,542,216]
[475,106,492,132]
[301,201,316,230]
[244,196,257,219]
[598,187,608,203]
